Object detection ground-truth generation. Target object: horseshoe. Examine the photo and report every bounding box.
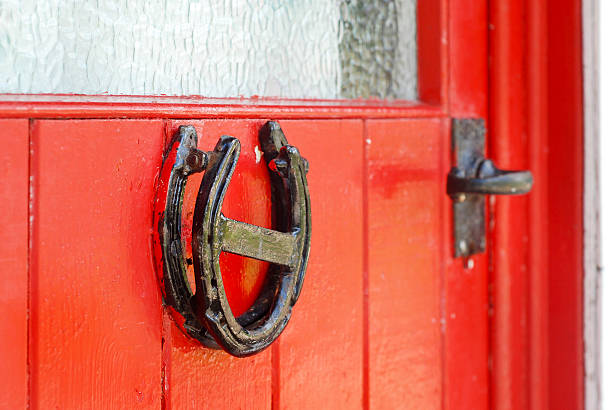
[156,122,311,357]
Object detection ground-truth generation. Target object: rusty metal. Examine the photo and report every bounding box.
[159,122,311,357]
[447,118,533,257]
[158,125,216,347]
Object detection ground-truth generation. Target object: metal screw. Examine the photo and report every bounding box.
[185,149,207,173]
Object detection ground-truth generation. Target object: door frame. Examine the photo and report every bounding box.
[488,0,592,409]
[0,0,590,408]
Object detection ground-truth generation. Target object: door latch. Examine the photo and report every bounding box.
[447,118,533,257]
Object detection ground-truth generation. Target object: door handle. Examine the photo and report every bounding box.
[447,158,533,197]
[155,122,311,357]
[446,118,533,257]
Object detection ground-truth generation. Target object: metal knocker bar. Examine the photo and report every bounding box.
[156,121,311,357]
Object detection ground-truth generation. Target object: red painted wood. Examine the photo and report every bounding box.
[0,95,443,120]
[0,120,29,408]
[0,0,586,407]
[273,120,364,409]
[29,120,165,408]
[417,0,446,107]
[440,120,489,410]
[526,0,550,408]
[448,0,488,116]
[165,313,271,410]
[547,0,584,407]
[161,119,364,409]
[488,1,530,409]
[365,119,443,409]
[444,1,490,409]
[162,120,273,410]
[488,1,585,409]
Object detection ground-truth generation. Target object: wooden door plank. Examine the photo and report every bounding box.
[448,0,488,117]
[446,1,490,408]
[488,2,531,409]
[365,119,443,409]
[162,120,364,409]
[438,120,489,410]
[0,120,29,408]
[525,0,550,408]
[163,120,272,410]
[547,0,585,406]
[274,120,364,409]
[165,316,271,410]
[29,120,165,409]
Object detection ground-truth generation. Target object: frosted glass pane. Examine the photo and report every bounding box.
[339,0,418,99]
[0,0,417,100]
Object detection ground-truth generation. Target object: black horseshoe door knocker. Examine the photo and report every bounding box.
[155,121,311,357]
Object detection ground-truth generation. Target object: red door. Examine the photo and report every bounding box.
[0,0,585,409]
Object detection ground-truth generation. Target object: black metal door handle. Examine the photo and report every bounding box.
[156,122,311,357]
[446,118,533,257]
[447,158,533,196]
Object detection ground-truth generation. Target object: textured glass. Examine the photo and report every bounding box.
[339,0,417,99]
[0,0,417,100]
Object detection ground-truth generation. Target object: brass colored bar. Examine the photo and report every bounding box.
[220,218,297,267]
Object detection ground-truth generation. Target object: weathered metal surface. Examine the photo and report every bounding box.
[447,118,533,257]
[159,121,311,357]
[157,125,217,347]
[192,121,310,357]
[448,158,533,195]
[220,218,298,267]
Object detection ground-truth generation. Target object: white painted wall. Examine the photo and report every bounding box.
[600,0,611,407]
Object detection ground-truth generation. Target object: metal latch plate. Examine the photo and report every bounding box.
[451,118,487,257]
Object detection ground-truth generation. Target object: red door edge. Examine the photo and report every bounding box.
[547,0,585,408]
[488,0,586,409]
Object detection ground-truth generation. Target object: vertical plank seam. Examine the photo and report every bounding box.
[272,338,280,409]
[361,119,370,410]
[485,1,494,406]
[438,118,448,410]
[484,3,492,407]
[161,119,171,410]
[271,120,281,410]
[160,318,167,410]
[26,118,34,410]
[161,312,173,410]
